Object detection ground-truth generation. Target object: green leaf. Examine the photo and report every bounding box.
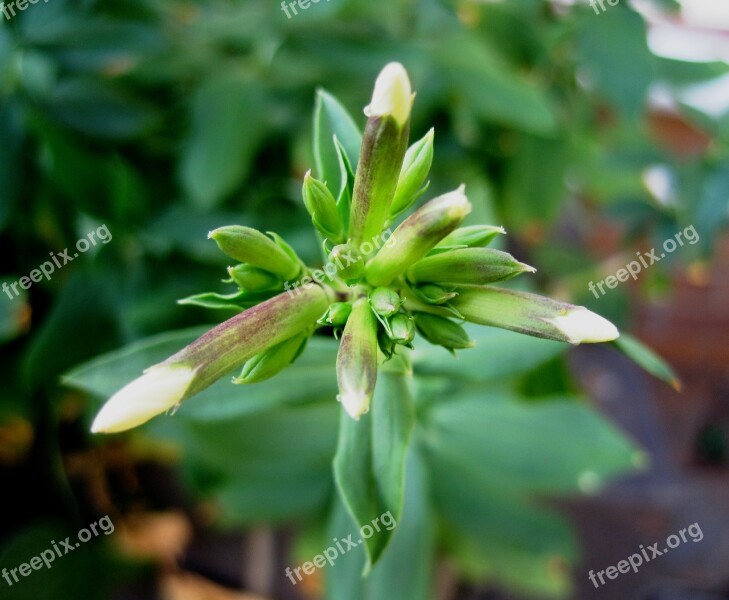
[180,73,268,209]
[612,333,681,391]
[326,447,435,600]
[314,89,362,197]
[44,79,158,140]
[576,8,654,120]
[412,324,567,383]
[421,389,644,496]
[333,369,415,571]
[431,33,557,134]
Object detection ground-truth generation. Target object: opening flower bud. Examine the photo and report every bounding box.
[91,365,195,434]
[450,286,619,345]
[364,62,414,126]
[336,298,378,420]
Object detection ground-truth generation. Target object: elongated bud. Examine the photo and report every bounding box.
[412,283,458,305]
[209,226,301,280]
[450,286,619,344]
[233,332,309,384]
[365,187,472,287]
[91,365,195,434]
[92,285,333,433]
[364,62,414,126]
[407,248,535,285]
[388,313,415,345]
[369,287,402,317]
[390,128,434,219]
[414,312,475,351]
[349,63,412,248]
[336,298,378,420]
[318,302,352,326]
[227,264,281,292]
[435,225,506,250]
[302,170,344,242]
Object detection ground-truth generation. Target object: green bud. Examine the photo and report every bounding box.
[349,64,412,248]
[388,313,415,345]
[368,287,402,317]
[319,302,353,326]
[302,170,344,242]
[450,286,619,345]
[414,312,474,350]
[412,283,458,305]
[233,332,309,384]
[407,248,535,285]
[330,243,364,282]
[390,128,434,219]
[226,264,281,292]
[209,226,301,281]
[336,298,378,419]
[365,187,472,287]
[435,225,506,250]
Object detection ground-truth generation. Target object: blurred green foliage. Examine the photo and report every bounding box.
[1,0,726,598]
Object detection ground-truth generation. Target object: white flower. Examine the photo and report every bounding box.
[364,62,414,125]
[91,365,195,433]
[337,391,371,420]
[548,308,619,344]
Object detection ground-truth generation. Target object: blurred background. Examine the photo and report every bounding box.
[1,0,728,599]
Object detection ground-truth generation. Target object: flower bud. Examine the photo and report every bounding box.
[91,365,195,434]
[407,248,535,285]
[450,286,619,345]
[336,298,378,419]
[226,264,281,292]
[318,302,352,327]
[329,243,364,283]
[388,313,415,346]
[302,170,344,242]
[390,128,434,219]
[414,313,474,351]
[365,187,472,287]
[349,63,413,248]
[368,287,402,317]
[364,62,414,127]
[92,285,333,433]
[233,332,309,384]
[209,226,301,280]
[435,225,506,250]
[412,283,458,305]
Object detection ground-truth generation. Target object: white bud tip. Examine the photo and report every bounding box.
[337,391,371,420]
[90,365,195,434]
[364,62,413,125]
[548,308,620,344]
